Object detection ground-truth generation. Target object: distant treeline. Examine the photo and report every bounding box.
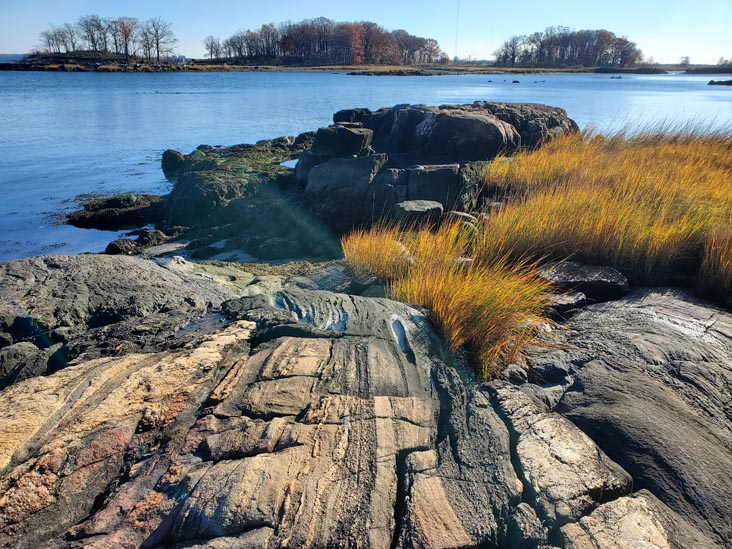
[203,18,446,65]
[38,15,177,62]
[494,27,643,68]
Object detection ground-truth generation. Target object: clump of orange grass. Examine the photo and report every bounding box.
[479,125,732,290]
[342,221,552,378]
[700,219,732,304]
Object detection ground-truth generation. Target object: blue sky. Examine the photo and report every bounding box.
[1,0,730,63]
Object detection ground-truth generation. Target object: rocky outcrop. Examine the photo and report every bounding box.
[66,194,164,231]
[0,256,724,548]
[0,255,250,388]
[301,103,578,230]
[523,289,732,547]
[65,103,576,258]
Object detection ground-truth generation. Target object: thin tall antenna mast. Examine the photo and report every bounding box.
[454,0,460,61]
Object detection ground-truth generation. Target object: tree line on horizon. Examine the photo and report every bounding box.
[38,15,177,62]
[203,18,446,65]
[494,27,643,68]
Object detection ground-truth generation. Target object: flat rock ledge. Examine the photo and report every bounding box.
[0,255,727,548]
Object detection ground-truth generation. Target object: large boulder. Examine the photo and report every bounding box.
[161,148,186,178]
[312,125,373,158]
[304,154,388,230]
[357,102,577,163]
[297,103,578,229]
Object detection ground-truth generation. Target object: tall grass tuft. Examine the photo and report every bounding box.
[480,128,732,284]
[342,222,552,378]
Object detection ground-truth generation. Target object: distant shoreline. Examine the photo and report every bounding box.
[0,63,683,75]
[4,62,730,76]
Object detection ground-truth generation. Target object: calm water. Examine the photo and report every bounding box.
[1,71,730,260]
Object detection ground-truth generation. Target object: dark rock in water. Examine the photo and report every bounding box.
[472,101,580,149]
[163,139,306,227]
[256,237,302,260]
[166,169,247,226]
[293,130,316,148]
[67,194,163,231]
[105,238,139,255]
[392,200,444,226]
[333,107,372,123]
[312,125,373,158]
[295,103,578,230]
[361,104,522,163]
[531,289,732,547]
[540,261,630,301]
[305,154,388,230]
[708,79,732,86]
[161,148,186,178]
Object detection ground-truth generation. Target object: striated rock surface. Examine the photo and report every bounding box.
[526,288,732,547]
[0,256,726,548]
[560,490,719,549]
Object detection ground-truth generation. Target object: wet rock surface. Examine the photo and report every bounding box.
[0,255,726,548]
[67,194,164,231]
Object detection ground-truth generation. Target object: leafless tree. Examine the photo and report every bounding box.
[204,35,222,60]
[146,17,177,61]
[137,23,154,61]
[117,18,138,60]
[62,23,78,52]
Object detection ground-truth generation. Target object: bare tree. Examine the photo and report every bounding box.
[146,17,177,61]
[137,22,154,61]
[63,23,78,52]
[204,35,221,60]
[77,15,100,52]
[117,18,138,60]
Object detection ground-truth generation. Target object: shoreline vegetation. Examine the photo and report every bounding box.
[6,13,731,74]
[4,53,732,74]
[342,127,732,377]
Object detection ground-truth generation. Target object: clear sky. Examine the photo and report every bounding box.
[1,0,730,64]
